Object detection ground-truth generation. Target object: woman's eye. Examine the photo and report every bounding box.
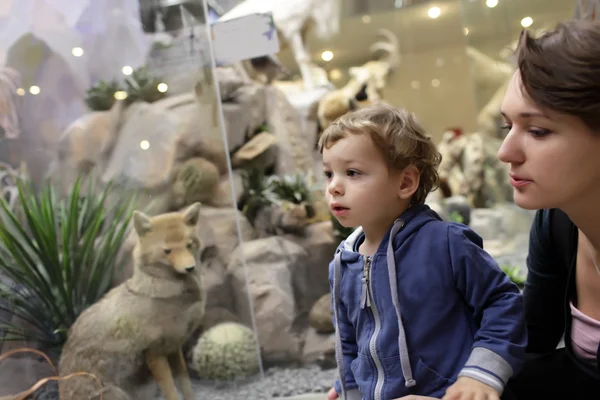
[500,123,511,131]
[530,128,551,138]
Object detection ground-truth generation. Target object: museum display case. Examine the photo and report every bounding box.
[0,0,586,398]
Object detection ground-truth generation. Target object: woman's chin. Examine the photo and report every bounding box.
[513,191,545,211]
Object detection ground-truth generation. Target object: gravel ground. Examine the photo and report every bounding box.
[31,365,337,400]
[191,366,336,399]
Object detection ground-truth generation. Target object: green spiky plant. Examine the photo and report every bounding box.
[267,174,314,205]
[239,171,317,222]
[84,67,166,111]
[0,176,137,349]
[84,79,123,111]
[239,169,273,223]
[123,67,167,105]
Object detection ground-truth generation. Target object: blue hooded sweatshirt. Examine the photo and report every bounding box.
[330,204,527,400]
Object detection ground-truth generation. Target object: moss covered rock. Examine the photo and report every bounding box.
[171,157,220,208]
[191,322,260,381]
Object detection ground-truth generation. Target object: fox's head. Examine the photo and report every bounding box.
[132,202,202,278]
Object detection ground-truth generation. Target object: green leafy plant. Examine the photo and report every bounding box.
[448,210,464,224]
[0,176,137,347]
[500,265,526,289]
[84,67,166,111]
[124,67,167,105]
[239,171,317,222]
[267,174,314,205]
[84,79,123,111]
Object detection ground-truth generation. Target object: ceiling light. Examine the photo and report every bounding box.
[463,27,470,35]
[521,17,533,27]
[29,86,40,95]
[431,79,440,88]
[122,65,133,75]
[329,68,343,81]
[71,47,84,57]
[140,140,150,150]
[362,15,371,24]
[157,83,168,93]
[114,91,128,100]
[16,88,25,96]
[321,50,334,62]
[395,0,404,8]
[428,7,441,19]
[486,0,498,8]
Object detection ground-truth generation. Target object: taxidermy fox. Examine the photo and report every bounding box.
[58,203,205,400]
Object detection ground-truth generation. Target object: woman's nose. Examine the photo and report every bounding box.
[497,130,525,165]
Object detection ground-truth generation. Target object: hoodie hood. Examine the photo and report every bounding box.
[341,204,441,256]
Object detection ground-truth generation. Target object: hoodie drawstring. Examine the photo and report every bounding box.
[332,218,416,400]
[333,249,348,400]
[387,218,416,387]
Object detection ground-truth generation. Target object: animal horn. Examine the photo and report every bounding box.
[575,0,598,20]
[369,28,400,69]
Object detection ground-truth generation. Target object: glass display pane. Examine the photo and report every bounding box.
[0,0,263,398]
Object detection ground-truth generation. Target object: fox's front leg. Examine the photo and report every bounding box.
[168,348,195,400]
[145,352,179,400]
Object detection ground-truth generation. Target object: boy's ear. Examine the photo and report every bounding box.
[397,165,420,200]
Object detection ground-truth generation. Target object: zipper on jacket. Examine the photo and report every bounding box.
[360,256,371,309]
[363,255,385,400]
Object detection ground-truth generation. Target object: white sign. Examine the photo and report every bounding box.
[211,12,279,66]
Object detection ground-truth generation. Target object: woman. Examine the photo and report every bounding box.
[497,19,600,398]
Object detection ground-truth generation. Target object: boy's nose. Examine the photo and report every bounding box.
[328,178,344,196]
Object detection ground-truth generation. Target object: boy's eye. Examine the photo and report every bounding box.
[163,249,171,254]
[323,170,332,179]
[347,170,360,177]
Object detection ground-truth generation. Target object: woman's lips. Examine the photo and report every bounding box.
[510,174,532,188]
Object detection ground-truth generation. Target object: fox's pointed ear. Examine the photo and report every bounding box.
[133,210,153,236]
[183,202,201,226]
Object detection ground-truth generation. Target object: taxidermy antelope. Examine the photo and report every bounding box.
[317,29,400,130]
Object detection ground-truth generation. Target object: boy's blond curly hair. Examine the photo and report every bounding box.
[318,104,441,204]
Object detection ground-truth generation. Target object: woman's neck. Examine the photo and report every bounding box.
[564,200,600,253]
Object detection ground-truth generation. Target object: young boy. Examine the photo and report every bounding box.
[320,104,526,400]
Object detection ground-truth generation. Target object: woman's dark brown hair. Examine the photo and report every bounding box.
[516,19,600,131]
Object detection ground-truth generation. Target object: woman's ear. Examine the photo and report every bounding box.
[397,165,420,200]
